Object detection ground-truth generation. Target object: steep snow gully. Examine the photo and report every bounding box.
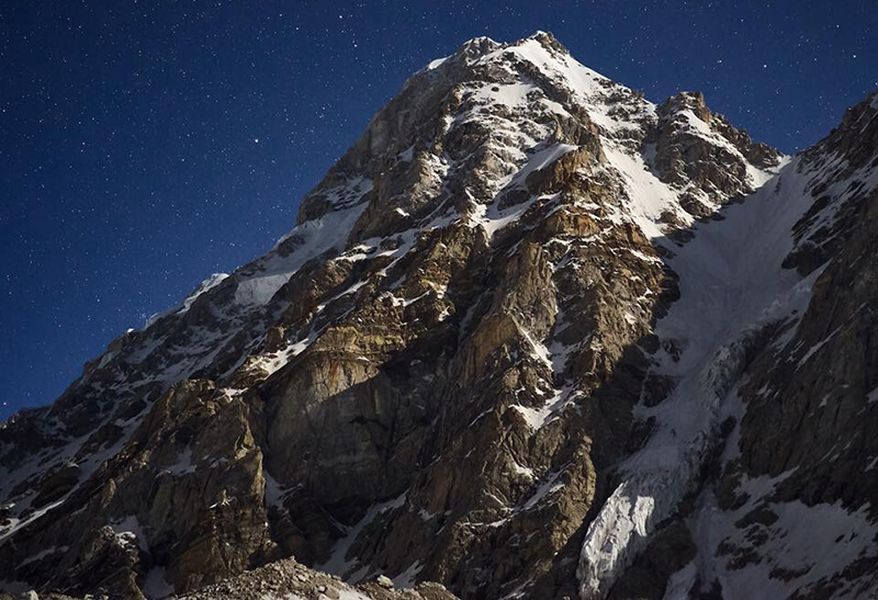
[577,156,825,598]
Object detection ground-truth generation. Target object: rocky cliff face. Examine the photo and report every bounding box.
[1,32,876,600]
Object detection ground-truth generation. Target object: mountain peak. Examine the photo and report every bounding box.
[295,31,780,244]
[660,90,711,121]
[451,35,501,60]
[3,33,877,600]
[449,30,568,64]
[519,29,568,52]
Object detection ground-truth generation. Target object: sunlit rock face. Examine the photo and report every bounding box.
[1,31,875,600]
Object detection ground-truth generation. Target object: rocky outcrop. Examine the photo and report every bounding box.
[0,380,278,598]
[177,558,458,600]
[651,91,781,216]
[0,558,458,600]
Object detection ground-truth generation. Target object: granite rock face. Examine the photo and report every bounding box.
[1,34,876,600]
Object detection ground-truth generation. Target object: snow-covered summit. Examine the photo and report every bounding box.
[2,34,875,600]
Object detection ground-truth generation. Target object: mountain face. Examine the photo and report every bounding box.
[1,32,877,600]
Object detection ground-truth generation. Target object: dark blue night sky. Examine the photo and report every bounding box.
[1,1,875,419]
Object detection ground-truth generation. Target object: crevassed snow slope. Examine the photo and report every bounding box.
[577,155,827,599]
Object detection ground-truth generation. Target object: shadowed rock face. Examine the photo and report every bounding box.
[713,96,878,583]
[652,90,781,217]
[1,33,876,600]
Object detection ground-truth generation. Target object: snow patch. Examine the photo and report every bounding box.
[143,566,174,599]
[392,560,423,588]
[145,273,229,327]
[684,481,878,599]
[425,56,448,70]
[236,202,368,306]
[17,545,67,568]
[317,493,407,582]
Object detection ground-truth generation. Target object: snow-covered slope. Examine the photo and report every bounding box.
[578,92,878,599]
[577,155,816,598]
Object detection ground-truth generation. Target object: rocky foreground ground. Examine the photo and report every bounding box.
[1,558,458,600]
